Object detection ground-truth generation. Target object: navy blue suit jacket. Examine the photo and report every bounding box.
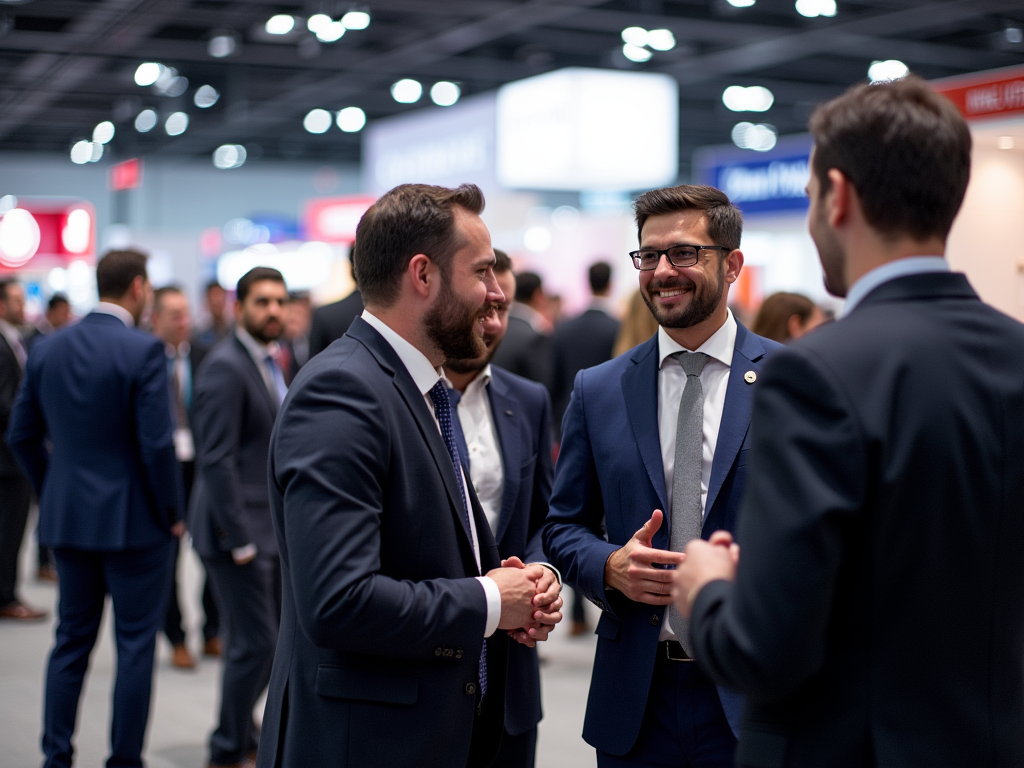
[189,334,279,561]
[6,312,182,550]
[543,322,780,755]
[258,318,508,768]
[480,366,554,736]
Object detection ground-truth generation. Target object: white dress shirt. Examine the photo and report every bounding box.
[656,310,737,642]
[93,301,135,327]
[455,365,505,535]
[235,326,282,398]
[166,342,195,462]
[839,256,949,318]
[361,310,502,638]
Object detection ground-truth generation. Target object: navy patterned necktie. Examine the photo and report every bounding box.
[428,379,487,700]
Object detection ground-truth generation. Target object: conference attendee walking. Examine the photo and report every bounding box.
[673,76,1024,768]
[189,267,289,768]
[0,279,46,621]
[544,185,781,767]
[443,249,558,768]
[258,184,562,768]
[7,250,184,768]
[149,286,220,669]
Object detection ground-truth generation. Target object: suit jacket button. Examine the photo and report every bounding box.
[650,614,660,626]
[434,647,443,657]
[455,650,464,660]
[465,682,477,696]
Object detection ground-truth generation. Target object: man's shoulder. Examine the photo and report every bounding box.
[490,365,548,405]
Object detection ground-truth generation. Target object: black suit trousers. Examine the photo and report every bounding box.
[0,473,32,606]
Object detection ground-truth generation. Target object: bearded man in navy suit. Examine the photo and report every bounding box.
[544,185,782,767]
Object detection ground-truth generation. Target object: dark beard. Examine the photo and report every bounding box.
[446,334,502,375]
[424,271,486,362]
[245,317,283,344]
[641,260,726,329]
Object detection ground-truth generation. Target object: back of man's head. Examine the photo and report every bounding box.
[588,262,612,296]
[96,250,148,300]
[353,183,485,308]
[514,271,542,304]
[809,75,971,242]
[493,248,512,276]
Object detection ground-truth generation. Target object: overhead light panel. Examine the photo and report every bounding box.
[647,29,676,51]
[317,20,345,42]
[868,59,908,83]
[208,34,236,58]
[1007,27,1023,44]
[337,106,366,132]
[165,112,189,136]
[391,79,422,104]
[194,85,219,108]
[134,62,162,87]
[622,44,652,63]
[304,108,333,134]
[134,108,158,133]
[732,122,777,152]
[621,27,648,46]
[341,10,370,30]
[308,14,331,33]
[213,144,247,170]
[795,0,836,18]
[430,81,461,107]
[722,85,774,112]
[92,121,115,144]
[265,14,295,35]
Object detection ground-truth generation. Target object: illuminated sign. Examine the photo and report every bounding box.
[933,65,1024,121]
[304,195,377,243]
[110,158,143,191]
[0,199,96,270]
[694,135,812,215]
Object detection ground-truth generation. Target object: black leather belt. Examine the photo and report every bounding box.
[660,640,694,662]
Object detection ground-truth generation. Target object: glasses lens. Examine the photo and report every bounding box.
[667,246,699,267]
[635,250,661,270]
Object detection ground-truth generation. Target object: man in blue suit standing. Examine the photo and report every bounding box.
[7,249,183,768]
[444,249,558,767]
[544,185,782,767]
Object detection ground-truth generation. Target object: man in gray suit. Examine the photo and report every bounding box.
[189,267,289,768]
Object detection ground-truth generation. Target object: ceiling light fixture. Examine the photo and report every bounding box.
[868,59,908,83]
[213,144,247,170]
[341,10,370,30]
[165,112,189,136]
[647,29,676,51]
[265,14,295,35]
[194,85,220,108]
[391,79,423,104]
[795,0,837,18]
[732,122,778,152]
[134,62,162,87]
[727,0,756,7]
[722,85,774,112]
[622,44,653,63]
[621,27,649,46]
[337,106,366,132]
[303,108,333,134]
[208,34,236,58]
[430,81,461,107]
[134,109,158,133]
[92,121,115,144]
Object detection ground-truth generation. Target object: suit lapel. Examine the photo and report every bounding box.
[704,323,768,521]
[621,337,668,514]
[232,336,278,418]
[486,371,521,547]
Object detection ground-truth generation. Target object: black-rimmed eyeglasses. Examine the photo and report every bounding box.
[628,245,730,271]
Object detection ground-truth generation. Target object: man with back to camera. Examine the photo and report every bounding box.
[257,184,563,768]
[443,248,558,768]
[149,286,221,669]
[673,75,1024,768]
[7,250,184,768]
[189,267,289,768]
[543,185,782,767]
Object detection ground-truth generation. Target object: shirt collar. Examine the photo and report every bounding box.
[361,309,444,396]
[658,309,737,370]
[164,341,191,358]
[94,302,135,327]
[463,364,493,396]
[840,256,949,318]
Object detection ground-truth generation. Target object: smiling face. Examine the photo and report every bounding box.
[637,210,735,338]
[445,267,514,375]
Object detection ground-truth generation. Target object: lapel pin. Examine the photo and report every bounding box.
[505,409,514,416]
[744,371,757,384]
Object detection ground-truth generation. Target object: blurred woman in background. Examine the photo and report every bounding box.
[613,289,661,357]
[751,291,826,344]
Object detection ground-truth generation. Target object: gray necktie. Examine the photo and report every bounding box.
[668,351,709,654]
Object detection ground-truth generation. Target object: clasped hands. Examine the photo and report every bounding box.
[486,557,563,648]
[604,508,740,618]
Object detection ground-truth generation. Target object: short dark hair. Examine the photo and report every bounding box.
[809,75,971,242]
[514,271,542,304]
[205,279,224,294]
[493,248,512,275]
[588,261,612,294]
[48,293,70,310]
[353,183,485,307]
[152,285,184,315]
[0,279,14,302]
[236,267,286,303]
[633,185,743,251]
[96,250,148,300]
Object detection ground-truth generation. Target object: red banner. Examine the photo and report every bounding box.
[933,65,1024,121]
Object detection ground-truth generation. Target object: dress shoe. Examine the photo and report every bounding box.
[203,636,222,657]
[569,620,590,637]
[171,643,196,669]
[36,565,58,583]
[0,601,47,621]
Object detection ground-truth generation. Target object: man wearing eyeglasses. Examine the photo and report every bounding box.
[543,185,782,767]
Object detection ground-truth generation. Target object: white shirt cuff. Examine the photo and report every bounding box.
[532,561,561,584]
[476,576,502,638]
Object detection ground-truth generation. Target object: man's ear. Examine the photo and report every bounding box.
[408,253,434,300]
[827,168,850,229]
[723,249,744,285]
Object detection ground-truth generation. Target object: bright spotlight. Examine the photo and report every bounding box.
[0,208,42,268]
[336,106,366,132]
[307,13,332,33]
[134,108,158,133]
[316,21,345,42]
[303,108,333,134]
[92,121,115,144]
[165,112,189,136]
[868,59,909,83]
[194,85,220,108]
[647,29,676,51]
[341,10,370,30]
[62,209,92,254]
[134,62,162,87]
[722,85,774,112]
[391,79,423,104]
[213,144,247,170]
[622,44,653,63]
[732,122,778,152]
[727,0,756,6]
[621,27,649,46]
[795,0,836,17]
[430,81,461,107]
[70,141,93,164]
[90,142,103,162]
[265,14,295,35]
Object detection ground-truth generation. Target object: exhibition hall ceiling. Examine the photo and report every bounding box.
[0,0,1022,174]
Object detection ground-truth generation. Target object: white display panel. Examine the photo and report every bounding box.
[496,68,678,191]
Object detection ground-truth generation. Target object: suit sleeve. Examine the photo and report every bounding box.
[134,339,184,527]
[690,348,865,699]
[5,358,48,492]
[272,361,489,659]
[193,356,251,548]
[543,369,620,616]
[523,385,554,565]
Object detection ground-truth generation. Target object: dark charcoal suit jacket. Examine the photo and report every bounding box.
[0,332,26,479]
[492,313,551,391]
[257,317,508,768]
[188,334,279,561]
[308,289,363,358]
[551,307,621,435]
[690,272,1024,768]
